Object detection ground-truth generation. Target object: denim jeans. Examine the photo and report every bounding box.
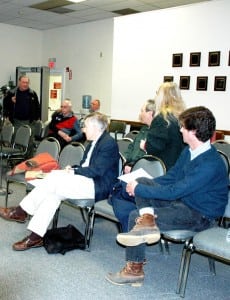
[126,177,216,262]
[110,181,136,232]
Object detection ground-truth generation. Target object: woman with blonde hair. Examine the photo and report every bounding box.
[140,81,185,170]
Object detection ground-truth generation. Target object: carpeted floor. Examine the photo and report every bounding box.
[0,182,229,300]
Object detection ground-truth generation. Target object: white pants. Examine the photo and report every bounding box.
[20,170,95,237]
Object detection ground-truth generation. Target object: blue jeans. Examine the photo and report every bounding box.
[110,181,136,232]
[126,177,215,262]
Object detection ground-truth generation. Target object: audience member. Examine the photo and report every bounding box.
[140,81,185,170]
[110,99,155,232]
[106,106,229,287]
[110,82,185,232]
[3,75,41,157]
[0,112,120,251]
[48,99,84,148]
[123,99,156,174]
[89,99,100,112]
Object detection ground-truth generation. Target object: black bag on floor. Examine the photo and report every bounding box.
[43,224,85,255]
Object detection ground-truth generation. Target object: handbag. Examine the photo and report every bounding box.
[43,224,85,255]
[9,152,60,179]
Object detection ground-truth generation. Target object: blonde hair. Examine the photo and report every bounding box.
[155,82,185,123]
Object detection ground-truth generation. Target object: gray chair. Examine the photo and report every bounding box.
[213,140,230,168]
[40,120,50,139]
[5,136,61,207]
[117,137,133,163]
[0,125,31,168]
[109,120,126,141]
[51,142,96,246]
[33,120,43,149]
[94,155,167,236]
[176,164,230,297]
[124,130,139,141]
[177,226,230,298]
[53,151,124,250]
[0,124,14,147]
[58,141,85,169]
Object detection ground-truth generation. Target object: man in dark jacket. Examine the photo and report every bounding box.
[3,75,41,157]
[0,112,120,251]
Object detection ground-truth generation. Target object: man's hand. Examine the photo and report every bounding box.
[58,130,72,142]
[126,180,138,196]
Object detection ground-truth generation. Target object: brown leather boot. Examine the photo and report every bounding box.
[117,213,160,246]
[106,261,144,286]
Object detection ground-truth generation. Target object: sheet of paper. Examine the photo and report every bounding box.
[118,168,153,183]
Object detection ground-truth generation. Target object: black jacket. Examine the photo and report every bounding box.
[3,87,40,123]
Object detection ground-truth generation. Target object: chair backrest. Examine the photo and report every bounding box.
[36,137,61,161]
[34,120,43,139]
[213,141,230,166]
[40,120,50,139]
[131,155,166,178]
[13,125,31,150]
[216,149,230,176]
[124,130,139,140]
[58,142,85,169]
[109,120,126,140]
[224,191,230,218]
[1,124,14,146]
[117,137,133,162]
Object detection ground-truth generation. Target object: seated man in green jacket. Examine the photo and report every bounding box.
[123,99,156,174]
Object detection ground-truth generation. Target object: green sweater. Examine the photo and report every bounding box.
[124,125,149,166]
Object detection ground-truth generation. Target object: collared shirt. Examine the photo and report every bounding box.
[189,140,211,160]
[81,141,96,167]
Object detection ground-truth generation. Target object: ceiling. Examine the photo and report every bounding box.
[0,0,212,31]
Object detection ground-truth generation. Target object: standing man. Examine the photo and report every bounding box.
[3,75,41,157]
[89,99,100,112]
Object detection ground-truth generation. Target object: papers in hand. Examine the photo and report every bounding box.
[118,168,153,183]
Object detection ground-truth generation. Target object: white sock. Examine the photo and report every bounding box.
[139,207,154,216]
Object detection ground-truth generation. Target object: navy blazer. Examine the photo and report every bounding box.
[74,131,120,201]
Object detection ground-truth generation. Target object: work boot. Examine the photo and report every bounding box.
[116,214,160,246]
[105,261,144,286]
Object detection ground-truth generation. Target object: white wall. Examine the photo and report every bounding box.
[0,24,42,87]
[0,0,229,131]
[42,19,114,116]
[111,0,230,130]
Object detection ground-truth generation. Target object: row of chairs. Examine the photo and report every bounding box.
[0,124,31,168]
[5,132,230,297]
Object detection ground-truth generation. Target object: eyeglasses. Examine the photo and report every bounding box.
[61,105,68,108]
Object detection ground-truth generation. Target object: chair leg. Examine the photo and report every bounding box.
[52,208,60,228]
[176,239,191,294]
[208,258,216,275]
[5,180,10,208]
[82,206,95,251]
[178,247,192,298]
[164,240,170,255]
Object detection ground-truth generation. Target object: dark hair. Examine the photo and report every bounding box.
[179,106,216,142]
